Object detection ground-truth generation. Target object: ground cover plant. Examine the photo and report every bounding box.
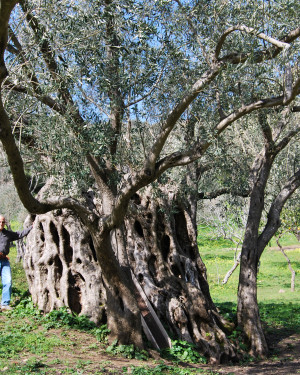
[0,245,222,374]
[0,229,299,374]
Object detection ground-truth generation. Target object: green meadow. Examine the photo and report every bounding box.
[0,225,299,374]
[198,226,300,333]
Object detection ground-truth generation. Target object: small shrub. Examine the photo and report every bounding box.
[127,364,212,374]
[162,340,207,364]
[94,324,110,343]
[12,296,42,319]
[106,340,148,360]
[42,307,96,331]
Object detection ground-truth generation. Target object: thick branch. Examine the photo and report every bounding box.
[216,77,300,135]
[156,145,207,173]
[215,25,291,61]
[219,27,300,64]
[144,64,221,173]
[257,169,300,258]
[86,154,116,201]
[273,126,300,155]
[0,96,92,217]
[155,85,300,174]
[258,111,273,144]
[0,0,18,80]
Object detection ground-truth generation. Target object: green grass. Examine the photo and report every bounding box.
[1,246,220,374]
[198,226,300,303]
[198,225,300,335]
[268,232,298,247]
[0,228,299,373]
[197,225,234,250]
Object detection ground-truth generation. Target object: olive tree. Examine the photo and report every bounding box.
[0,0,299,362]
[197,108,300,356]
[237,109,300,356]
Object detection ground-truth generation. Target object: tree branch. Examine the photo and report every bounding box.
[273,126,300,155]
[103,0,125,158]
[7,27,43,95]
[154,83,300,175]
[258,110,273,145]
[144,64,221,174]
[3,79,67,114]
[0,96,92,218]
[222,252,241,285]
[87,154,117,199]
[0,0,18,80]
[215,25,291,61]
[0,3,95,219]
[257,168,300,258]
[19,0,78,111]
[6,3,115,198]
[215,77,300,135]
[218,27,300,64]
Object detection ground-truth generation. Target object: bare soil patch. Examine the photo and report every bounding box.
[216,331,300,375]
[3,326,299,374]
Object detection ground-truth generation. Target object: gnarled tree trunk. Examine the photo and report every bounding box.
[237,113,300,357]
[23,209,106,324]
[237,244,268,357]
[25,189,237,363]
[125,191,237,363]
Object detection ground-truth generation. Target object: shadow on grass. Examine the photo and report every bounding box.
[215,301,300,337]
[201,254,234,261]
[259,302,300,333]
[213,302,237,325]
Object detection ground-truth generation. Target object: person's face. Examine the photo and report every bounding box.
[0,217,6,231]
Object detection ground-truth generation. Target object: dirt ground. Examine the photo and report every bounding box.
[216,331,300,375]
[10,328,299,375]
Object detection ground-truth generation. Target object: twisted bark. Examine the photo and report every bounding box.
[25,189,238,363]
[24,209,105,324]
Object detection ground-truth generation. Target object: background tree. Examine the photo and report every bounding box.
[194,107,299,356]
[0,0,299,362]
[236,109,300,357]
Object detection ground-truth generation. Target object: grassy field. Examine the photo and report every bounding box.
[198,226,300,333]
[0,226,299,374]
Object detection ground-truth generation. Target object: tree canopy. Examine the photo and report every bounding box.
[0,0,299,214]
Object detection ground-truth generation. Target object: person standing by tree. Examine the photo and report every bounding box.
[0,215,33,311]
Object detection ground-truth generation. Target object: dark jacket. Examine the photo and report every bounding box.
[0,226,32,255]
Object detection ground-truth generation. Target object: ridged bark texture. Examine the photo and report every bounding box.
[24,192,238,363]
[23,209,106,324]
